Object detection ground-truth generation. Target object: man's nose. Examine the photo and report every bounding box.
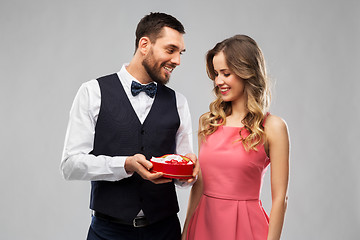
[171,53,181,66]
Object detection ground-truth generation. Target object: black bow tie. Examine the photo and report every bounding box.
[131,81,157,98]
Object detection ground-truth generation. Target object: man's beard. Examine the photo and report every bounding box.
[142,50,170,85]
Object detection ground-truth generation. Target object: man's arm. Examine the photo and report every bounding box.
[174,92,199,185]
[60,80,132,181]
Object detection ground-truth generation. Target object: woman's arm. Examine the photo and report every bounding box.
[264,115,290,240]
[181,170,203,240]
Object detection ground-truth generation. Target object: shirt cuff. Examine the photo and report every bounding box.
[174,178,196,188]
[110,156,133,180]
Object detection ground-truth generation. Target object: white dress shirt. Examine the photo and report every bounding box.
[61,64,194,182]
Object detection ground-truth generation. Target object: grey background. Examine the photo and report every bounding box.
[1,0,359,239]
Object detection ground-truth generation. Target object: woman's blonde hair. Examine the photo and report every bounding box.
[199,35,271,151]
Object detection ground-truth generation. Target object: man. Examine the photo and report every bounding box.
[61,12,198,240]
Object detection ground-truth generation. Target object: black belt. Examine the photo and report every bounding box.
[93,211,150,228]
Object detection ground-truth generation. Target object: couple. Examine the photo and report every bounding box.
[61,12,289,240]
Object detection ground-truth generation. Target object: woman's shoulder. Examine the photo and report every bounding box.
[264,114,289,138]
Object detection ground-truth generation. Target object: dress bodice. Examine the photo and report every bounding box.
[199,125,270,200]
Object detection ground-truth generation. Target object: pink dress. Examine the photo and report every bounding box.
[187,125,270,240]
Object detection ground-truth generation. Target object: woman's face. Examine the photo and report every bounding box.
[213,51,246,104]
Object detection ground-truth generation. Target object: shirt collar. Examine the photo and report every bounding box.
[118,64,157,90]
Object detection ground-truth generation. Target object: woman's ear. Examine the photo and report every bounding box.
[138,36,151,55]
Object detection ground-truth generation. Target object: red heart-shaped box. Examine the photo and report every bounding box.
[150,154,194,179]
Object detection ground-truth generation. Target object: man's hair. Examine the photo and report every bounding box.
[135,12,185,51]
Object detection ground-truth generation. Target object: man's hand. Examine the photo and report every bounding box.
[184,153,199,183]
[124,154,172,184]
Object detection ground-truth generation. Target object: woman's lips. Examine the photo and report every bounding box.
[220,87,230,95]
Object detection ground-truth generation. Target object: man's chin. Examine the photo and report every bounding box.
[154,76,170,85]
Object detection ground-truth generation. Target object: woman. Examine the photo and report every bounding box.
[182,35,289,240]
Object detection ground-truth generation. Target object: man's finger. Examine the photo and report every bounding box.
[192,160,200,177]
[142,171,172,184]
[150,177,173,184]
[185,153,197,163]
[136,158,153,171]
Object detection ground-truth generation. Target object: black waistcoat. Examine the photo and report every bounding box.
[89,73,180,224]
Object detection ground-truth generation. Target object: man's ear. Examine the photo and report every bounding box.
[138,37,151,55]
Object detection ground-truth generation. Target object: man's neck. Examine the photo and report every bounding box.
[126,58,152,84]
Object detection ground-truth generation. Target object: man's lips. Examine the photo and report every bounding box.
[164,65,175,74]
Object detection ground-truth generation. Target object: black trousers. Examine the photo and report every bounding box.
[86,215,181,240]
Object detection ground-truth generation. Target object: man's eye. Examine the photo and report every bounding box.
[167,49,174,54]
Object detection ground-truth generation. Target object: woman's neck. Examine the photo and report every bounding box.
[230,99,247,119]
[225,101,248,127]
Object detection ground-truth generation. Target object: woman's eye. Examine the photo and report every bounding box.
[224,73,230,77]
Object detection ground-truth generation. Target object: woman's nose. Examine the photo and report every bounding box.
[215,76,224,86]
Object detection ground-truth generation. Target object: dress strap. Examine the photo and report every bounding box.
[262,112,270,127]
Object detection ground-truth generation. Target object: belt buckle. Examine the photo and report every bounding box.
[133,217,147,228]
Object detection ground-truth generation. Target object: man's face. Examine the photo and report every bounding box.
[142,27,185,84]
